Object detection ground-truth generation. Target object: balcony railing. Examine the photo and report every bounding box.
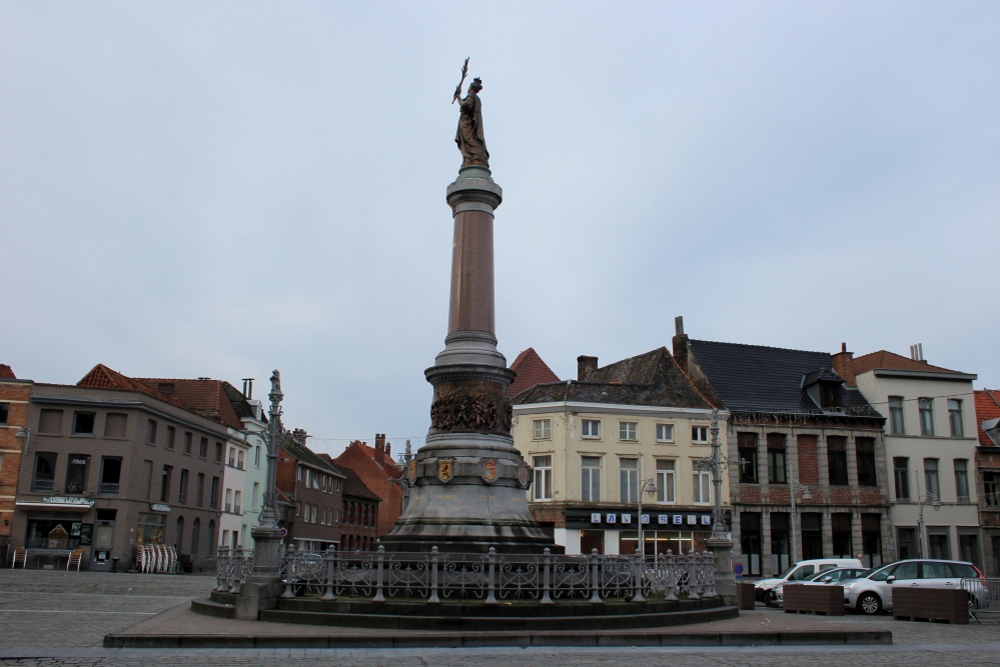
[99,482,120,496]
[983,491,1000,507]
[225,503,232,513]
[234,505,241,514]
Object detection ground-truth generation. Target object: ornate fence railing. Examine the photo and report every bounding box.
[273,545,716,604]
[215,546,255,593]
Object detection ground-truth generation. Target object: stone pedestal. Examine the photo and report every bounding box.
[235,526,285,620]
[705,535,737,606]
[379,165,560,555]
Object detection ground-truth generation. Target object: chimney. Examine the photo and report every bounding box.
[672,315,689,371]
[577,355,598,381]
[375,433,386,468]
[831,342,856,386]
[386,441,392,459]
[242,378,254,398]
[909,343,928,364]
[157,382,175,396]
[291,428,308,446]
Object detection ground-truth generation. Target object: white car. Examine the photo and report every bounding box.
[842,558,984,614]
[754,558,863,607]
[774,566,869,605]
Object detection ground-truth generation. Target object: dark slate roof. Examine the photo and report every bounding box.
[280,432,345,477]
[687,339,882,419]
[340,466,382,502]
[802,368,844,386]
[514,347,714,409]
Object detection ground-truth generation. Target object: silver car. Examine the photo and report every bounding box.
[841,558,984,615]
[774,566,868,606]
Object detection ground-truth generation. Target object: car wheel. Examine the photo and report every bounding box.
[763,590,777,607]
[857,592,882,615]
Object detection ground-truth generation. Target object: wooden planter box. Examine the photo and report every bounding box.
[782,584,844,615]
[892,587,968,624]
[737,582,756,610]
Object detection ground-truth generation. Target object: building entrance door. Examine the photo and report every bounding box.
[89,519,115,571]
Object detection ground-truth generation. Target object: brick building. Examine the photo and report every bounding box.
[1,365,31,566]
[508,348,560,398]
[333,434,404,538]
[672,321,890,578]
[320,455,380,553]
[975,389,1000,575]
[275,429,345,551]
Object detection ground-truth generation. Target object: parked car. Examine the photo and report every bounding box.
[774,566,869,606]
[754,558,863,606]
[842,558,985,615]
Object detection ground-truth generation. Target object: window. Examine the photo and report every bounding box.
[0,402,7,425]
[199,437,208,458]
[99,457,122,495]
[919,398,934,436]
[31,452,57,492]
[72,412,95,435]
[532,455,552,501]
[533,419,551,439]
[655,460,675,503]
[255,446,261,468]
[64,454,89,494]
[888,396,905,435]
[252,482,260,510]
[214,442,223,462]
[692,466,711,504]
[228,448,236,467]
[948,399,964,437]
[104,413,127,438]
[856,438,877,486]
[767,433,787,484]
[143,460,153,499]
[831,513,853,558]
[656,423,674,443]
[160,465,173,503]
[184,432,193,455]
[581,456,601,502]
[297,466,303,481]
[210,476,220,509]
[770,513,791,574]
[178,469,189,505]
[166,426,176,450]
[581,419,600,438]
[619,458,638,503]
[38,409,63,435]
[196,473,205,507]
[691,426,708,444]
[801,512,823,560]
[861,514,883,569]
[146,419,158,444]
[954,459,970,502]
[737,433,758,483]
[237,450,245,470]
[740,512,762,576]
[827,436,848,485]
[225,488,233,513]
[924,458,940,498]
[234,490,241,514]
[619,421,637,441]
[893,457,910,500]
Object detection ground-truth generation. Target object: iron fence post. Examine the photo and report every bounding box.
[322,545,337,601]
[589,549,603,604]
[540,548,553,604]
[372,545,386,602]
[428,546,440,604]
[486,547,498,604]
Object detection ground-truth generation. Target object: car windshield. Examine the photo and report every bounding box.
[776,565,799,579]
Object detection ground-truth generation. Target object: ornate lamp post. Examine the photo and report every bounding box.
[788,477,812,565]
[235,370,286,619]
[636,477,656,556]
[702,408,737,603]
[914,472,942,558]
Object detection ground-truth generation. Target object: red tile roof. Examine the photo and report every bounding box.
[77,364,187,408]
[851,350,963,376]
[133,378,244,430]
[0,364,16,379]
[508,348,560,398]
[975,389,1000,447]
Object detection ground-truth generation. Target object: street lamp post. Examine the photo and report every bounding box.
[235,370,286,620]
[788,477,812,566]
[702,408,737,603]
[914,473,942,558]
[636,476,656,556]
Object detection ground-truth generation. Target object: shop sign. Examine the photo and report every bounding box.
[43,496,94,506]
[701,515,712,525]
[640,514,650,524]
[620,514,631,524]
[658,514,669,525]
[672,515,683,525]
[149,503,171,512]
[71,523,93,545]
[605,513,616,523]
[686,515,697,525]
[590,513,601,524]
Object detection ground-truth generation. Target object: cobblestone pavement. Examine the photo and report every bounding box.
[1,570,998,666]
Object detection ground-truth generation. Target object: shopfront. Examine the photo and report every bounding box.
[563,507,729,556]
[15,496,95,569]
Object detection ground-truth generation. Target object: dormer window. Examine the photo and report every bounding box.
[819,383,842,409]
[803,368,845,412]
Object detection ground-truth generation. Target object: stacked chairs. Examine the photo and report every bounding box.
[134,544,178,573]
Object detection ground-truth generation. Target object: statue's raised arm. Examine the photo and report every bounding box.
[455,76,490,168]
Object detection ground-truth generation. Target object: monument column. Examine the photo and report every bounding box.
[379,73,558,554]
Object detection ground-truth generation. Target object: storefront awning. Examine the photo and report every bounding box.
[16,496,95,511]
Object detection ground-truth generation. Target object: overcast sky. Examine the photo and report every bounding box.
[4,2,998,458]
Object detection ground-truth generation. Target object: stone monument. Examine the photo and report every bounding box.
[380,67,559,554]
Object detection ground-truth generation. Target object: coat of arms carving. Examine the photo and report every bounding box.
[437,458,455,483]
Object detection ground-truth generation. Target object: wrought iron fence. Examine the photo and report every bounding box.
[963,577,1000,622]
[276,545,716,604]
[215,546,254,593]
